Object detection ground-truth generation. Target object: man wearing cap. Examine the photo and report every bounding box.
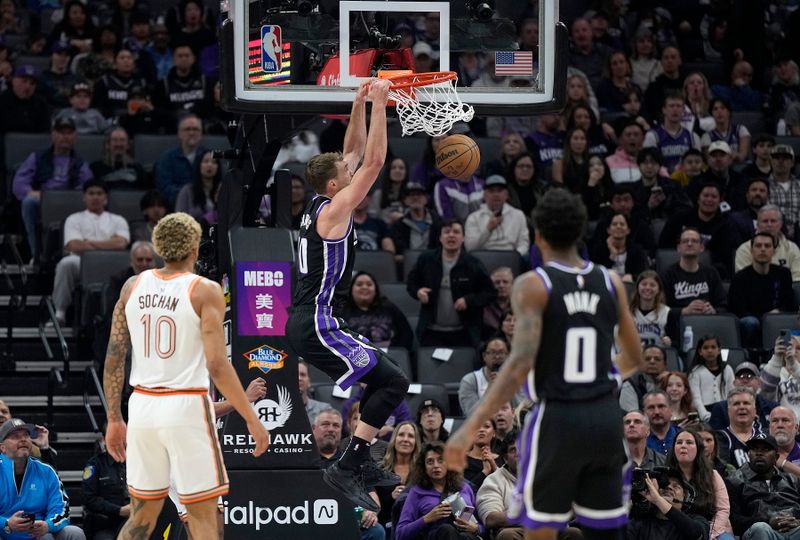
[0,64,51,134]
[39,40,81,108]
[12,117,94,262]
[416,399,449,444]
[464,175,529,257]
[693,140,749,211]
[54,82,109,134]
[50,178,129,324]
[709,362,779,431]
[733,205,800,280]
[768,144,800,240]
[0,419,85,539]
[728,231,798,348]
[412,42,434,73]
[388,182,441,263]
[727,434,800,539]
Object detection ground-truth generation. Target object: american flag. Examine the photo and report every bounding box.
[495,51,534,76]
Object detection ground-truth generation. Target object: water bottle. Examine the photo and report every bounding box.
[683,325,694,353]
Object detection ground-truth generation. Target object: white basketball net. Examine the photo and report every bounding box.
[387,72,475,137]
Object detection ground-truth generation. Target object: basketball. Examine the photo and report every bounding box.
[435,134,481,180]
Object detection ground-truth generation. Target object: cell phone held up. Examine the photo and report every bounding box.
[22,512,35,523]
[781,329,791,348]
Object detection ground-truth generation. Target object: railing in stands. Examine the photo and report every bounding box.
[0,235,28,364]
[83,366,108,434]
[39,295,70,374]
[47,367,63,433]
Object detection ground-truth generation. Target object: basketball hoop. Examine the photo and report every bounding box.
[383,71,475,137]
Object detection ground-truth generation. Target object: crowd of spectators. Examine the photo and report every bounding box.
[5,0,800,538]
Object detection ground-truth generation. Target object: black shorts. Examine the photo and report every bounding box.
[286,305,388,389]
[507,395,631,530]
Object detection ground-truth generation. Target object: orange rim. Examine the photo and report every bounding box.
[387,71,457,91]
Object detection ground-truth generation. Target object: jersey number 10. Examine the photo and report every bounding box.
[140,314,176,359]
[564,327,597,383]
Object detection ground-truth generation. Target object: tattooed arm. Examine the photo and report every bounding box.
[103,275,136,462]
[444,271,548,471]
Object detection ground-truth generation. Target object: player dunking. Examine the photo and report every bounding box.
[103,213,269,540]
[286,78,409,512]
[444,189,641,540]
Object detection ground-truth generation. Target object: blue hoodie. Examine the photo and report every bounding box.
[0,455,71,539]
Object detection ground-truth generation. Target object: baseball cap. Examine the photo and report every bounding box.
[402,182,427,197]
[735,362,760,377]
[13,64,38,80]
[417,399,444,418]
[52,116,76,131]
[707,141,731,155]
[70,82,91,96]
[0,418,36,441]
[52,40,71,54]
[412,41,433,58]
[771,144,795,159]
[746,433,779,452]
[485,174,508,189]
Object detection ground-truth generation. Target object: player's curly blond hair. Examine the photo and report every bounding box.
[152,212,202,262]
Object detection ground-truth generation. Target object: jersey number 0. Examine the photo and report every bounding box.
[564,327,597,383]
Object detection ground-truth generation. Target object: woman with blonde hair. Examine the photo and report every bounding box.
[682,72,715,135]
[629,270,678,347]
[376,420,422,530]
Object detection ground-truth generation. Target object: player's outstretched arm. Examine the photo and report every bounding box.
[342,81,370,174]
[444,272,547,471]
[609,271,641,379]
[103,275,136,462]
[325,79,390,224]
[194,280,270,457]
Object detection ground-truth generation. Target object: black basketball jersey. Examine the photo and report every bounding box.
[525,262,621,402]
[293,195,357,311]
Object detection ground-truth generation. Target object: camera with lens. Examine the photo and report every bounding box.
[630,467,670,517]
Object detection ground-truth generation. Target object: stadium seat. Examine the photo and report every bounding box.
[665,347,683,372]
[310,383,350,411]
[654,249,712,275]
[304,362,330,385]
[680,314,741,349]
[76,250,131,328]
[732,111,765,135]
[108,190,147,223]
[475,137,502,163]
[415,346,477,390]
[386,347,413,380]
[381,282,420,317]
[73,134,106,164]
[4,132,50,172]
[354,250,399,283]
[685,347,748,372]
[651,219,666,243]
[761,312,799,352]
[388,137,428,170]
[794,282,800,306]
[405,384,450,416]
[469,249,524,276]
[39,190,84,265]
[403,249,424,280]
[133,135,175,172]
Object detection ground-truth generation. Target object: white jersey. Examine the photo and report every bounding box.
[126,269,209,389]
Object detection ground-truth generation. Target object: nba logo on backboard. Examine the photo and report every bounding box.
[261,25,282,73]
